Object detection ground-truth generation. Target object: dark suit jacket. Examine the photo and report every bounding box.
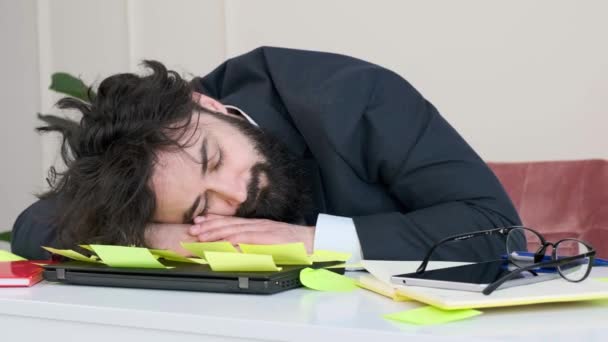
[12,47,521,261]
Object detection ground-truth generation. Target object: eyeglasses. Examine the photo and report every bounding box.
[416,226,596,295]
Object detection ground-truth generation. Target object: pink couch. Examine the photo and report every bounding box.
[488,160,608,259]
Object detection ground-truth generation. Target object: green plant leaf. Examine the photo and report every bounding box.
[0,231,11,243]
[50,72,93,102]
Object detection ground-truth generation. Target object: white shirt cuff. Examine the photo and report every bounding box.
[313,213,364,264]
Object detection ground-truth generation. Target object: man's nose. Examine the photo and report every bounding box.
[207,174,248,207]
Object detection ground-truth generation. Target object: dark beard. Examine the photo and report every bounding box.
[210,112,313,224]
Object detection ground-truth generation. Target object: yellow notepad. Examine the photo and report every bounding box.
[362,260,608,310]
[357,274,411,301]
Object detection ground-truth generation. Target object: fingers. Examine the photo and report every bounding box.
[222,231,281,245]
[190,217,267,235]
[188,220,314,252]
[193,214,245,225]
[196,223,274,242]
[144,223,200,253]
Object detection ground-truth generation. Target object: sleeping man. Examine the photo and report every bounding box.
[11,47,520,263]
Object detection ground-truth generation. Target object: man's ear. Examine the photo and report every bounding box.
[192,92,228,114]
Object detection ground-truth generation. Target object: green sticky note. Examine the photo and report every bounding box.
[383,306,482,325]
[42,246,99,263]
[0,250,26,262]
[310,250,352,263]
[240,243,312,265]
[205,251,281,272]
[90,245,168,269]
[595,277,608,282]
[299,267,358,292]
[149,249,205,264]
[181,242,238,259]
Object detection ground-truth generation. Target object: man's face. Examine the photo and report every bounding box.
[150,109,311,225]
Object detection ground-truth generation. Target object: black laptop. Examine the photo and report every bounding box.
[43,260,344,294]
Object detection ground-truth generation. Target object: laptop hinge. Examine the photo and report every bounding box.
[56,268,66,280]
[238,277,249,289]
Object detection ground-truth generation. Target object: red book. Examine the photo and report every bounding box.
[0,260,45,287]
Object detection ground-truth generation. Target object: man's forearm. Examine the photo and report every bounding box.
[352,200,520,261]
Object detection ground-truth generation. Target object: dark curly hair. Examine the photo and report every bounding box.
[38,61,205,248]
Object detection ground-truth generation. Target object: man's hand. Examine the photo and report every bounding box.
[144,223,199,256]
[190,215,316,253]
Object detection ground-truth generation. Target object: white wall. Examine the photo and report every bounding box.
[223,0,608,161]
[1,0,607,237]
[126,0,226,77]
[38,0,131,178]
[0,0,41,238]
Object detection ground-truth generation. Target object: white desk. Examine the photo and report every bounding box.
[1,269,607,342]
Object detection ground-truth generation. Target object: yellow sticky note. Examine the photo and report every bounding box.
[79,245,94,252]
[299,267,358,292]
[188,258,209,264]
[383,306,482,325]
[42,246,99,263]
[595,277,608,282]
[0,250,26,262]
[240,243,312,265]
[310,250,352,263]
[90,245,168,269]
[205,251,281,272]
[588,299,608,306]
[181,242,238,259]
[149,249,204,264]
[79,245,100,260]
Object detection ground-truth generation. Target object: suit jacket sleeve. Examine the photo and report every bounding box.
[349,69,522,260]
[198,47,522,261]
[11,198,57,260]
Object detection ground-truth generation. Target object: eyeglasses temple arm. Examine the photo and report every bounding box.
[416,228,505,274]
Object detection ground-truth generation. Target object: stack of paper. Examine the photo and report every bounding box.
[360,260,608,310]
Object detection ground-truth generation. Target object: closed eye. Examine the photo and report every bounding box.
[201,138,223,174]
[211,146,223,171]
[197,146,221,220]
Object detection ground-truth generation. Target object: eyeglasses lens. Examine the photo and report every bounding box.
[556,239,591,281]
[506,228,543,268]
